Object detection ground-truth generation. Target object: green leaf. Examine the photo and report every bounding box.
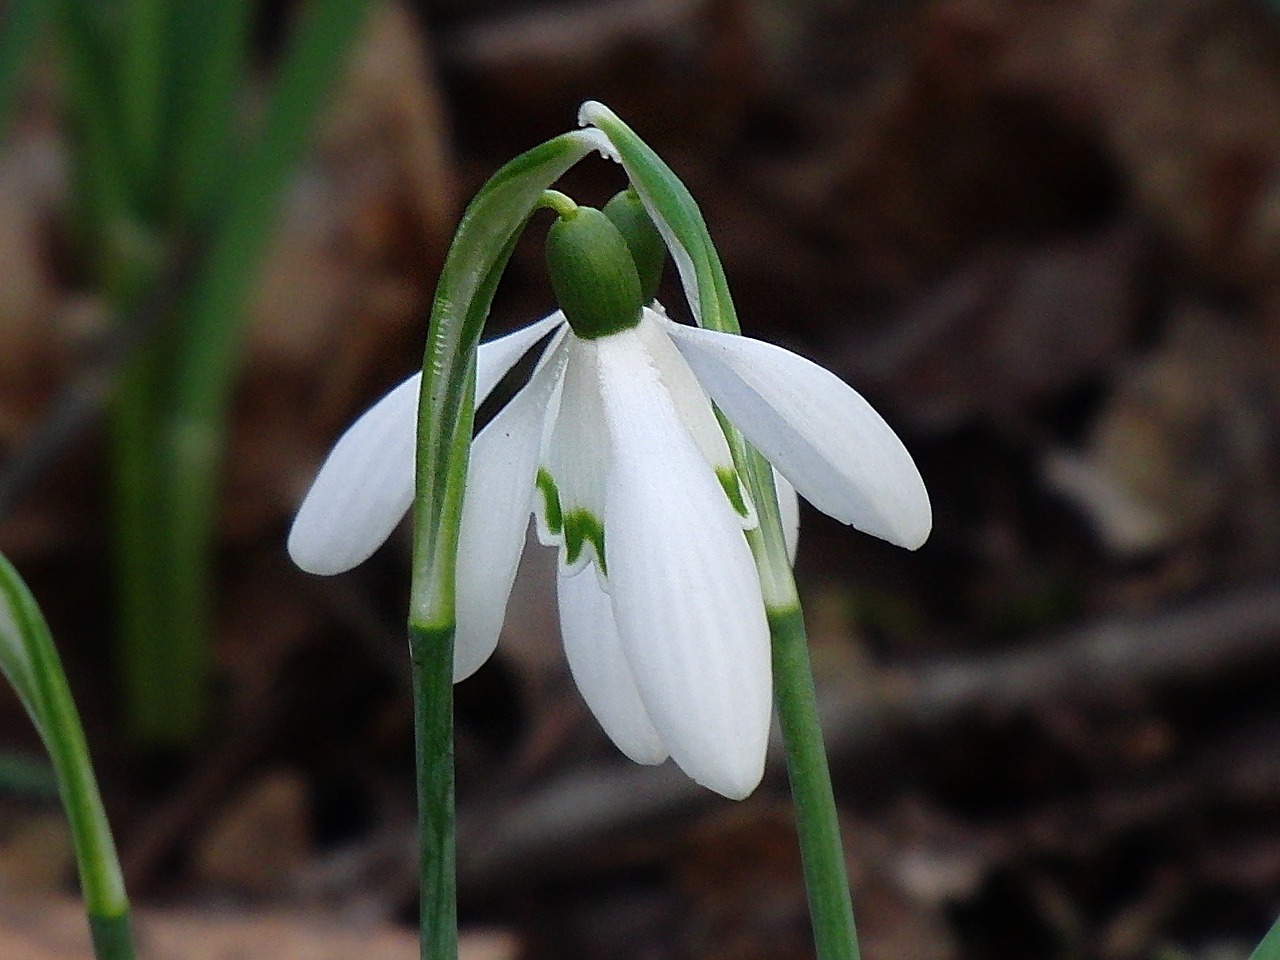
[120,0,370,745]
[1250,917,1280,960]
[171,0,371,403]
[162,1,257,225]
[0,554,132,949]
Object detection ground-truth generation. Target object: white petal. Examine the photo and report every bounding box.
[637,310,735,470]
[288,314,566,577]
[667,322,932,550]
[558,567,668,764]
[774,468,800,564]
[540,336,610,574]
[596,329,772,800]
[288,373,420,575]
[475,312,565,403]
[454,340,568,681]
[638,310,756,527]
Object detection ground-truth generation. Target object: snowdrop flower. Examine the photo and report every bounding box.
[289,193,930,799]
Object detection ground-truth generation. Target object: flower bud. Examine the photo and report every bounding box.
[603,189,666,304]
[546,206,644,340]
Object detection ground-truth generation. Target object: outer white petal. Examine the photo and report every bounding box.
[454,339,568,681]
[557,567,668,764]
[288,373,420,575]
[667,322,932,550]
[288,314,566,577]
[596,329,772,800]
[774,468,800,564]
[475,312,565,402]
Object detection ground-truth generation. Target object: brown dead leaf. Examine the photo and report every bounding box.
[1044,304,1280,561]
[192,769,312,896]
[845,223,1140,428]
[0,811,74,899]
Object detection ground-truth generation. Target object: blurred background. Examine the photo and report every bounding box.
[4,0,1280,957]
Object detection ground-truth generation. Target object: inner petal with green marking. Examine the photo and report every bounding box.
[537,336,611,574]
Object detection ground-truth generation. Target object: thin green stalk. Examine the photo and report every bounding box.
[111,344,194,743]
[54,1,140,281]
[0,554,136,960]
[407,129,605,960]
[410,624,456,960]
[170,0,370,395]
[89,0,367,746]
[1251,916,1280,960]
[769,607,860,960]
[89,914,137,960]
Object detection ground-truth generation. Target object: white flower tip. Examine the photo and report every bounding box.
[621,739,669,767]
[284,373,420,578]
[686,746,765,801]
[574,126,618,163]
[286,509,367,576]
[577,100,610,128]
[576,101,623,161]
[889,484,933,552]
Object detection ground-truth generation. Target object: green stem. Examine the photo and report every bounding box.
[112,345,204,745]
[0,555,136,960]
[89,912,137,960]
[769,606,861,960]
[1250,915,1280,960]
[162,1,254,225]
[409,624,457,960]
[123,0,162,175]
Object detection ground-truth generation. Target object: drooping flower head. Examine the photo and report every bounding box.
[288,104,930,799]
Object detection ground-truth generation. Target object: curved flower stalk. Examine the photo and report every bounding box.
[0,554,134,960]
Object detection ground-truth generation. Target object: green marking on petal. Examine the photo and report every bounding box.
[563,509,607,576]
[535,468,562,535]
[716,466,750,518]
